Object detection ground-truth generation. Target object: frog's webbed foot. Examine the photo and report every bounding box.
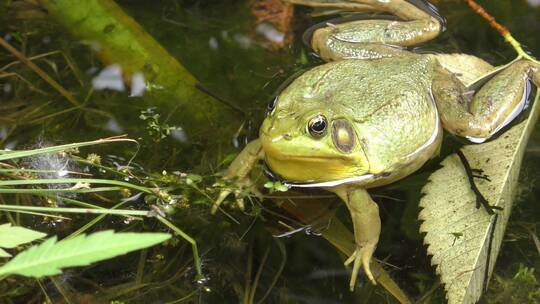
[331,186,381,290]
[287,0,444,61]
[344,240,377,289]
[212,177,262,213]
[211,140,264,214]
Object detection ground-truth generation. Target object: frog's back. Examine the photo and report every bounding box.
[279,55,442,178]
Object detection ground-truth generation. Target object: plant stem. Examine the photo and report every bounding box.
[66,198,138,239]
[464,0,540,64]
[156,216,203,280]
[0,204,150,216]
[0,37,81,107]
[0,178,153,194]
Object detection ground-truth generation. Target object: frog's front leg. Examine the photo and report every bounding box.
[434,59,540,142]
[212,140,264,214]
[289,0,444,60]
[330,185,381,290]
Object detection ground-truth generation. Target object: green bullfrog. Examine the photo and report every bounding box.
[213,0,540,290]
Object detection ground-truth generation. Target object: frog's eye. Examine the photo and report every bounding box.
[308,115,328,137]
[267,97,277,113]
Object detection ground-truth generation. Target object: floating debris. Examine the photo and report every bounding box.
[249,0,294,49]
[92,64,125,92]
[130,72,146,97]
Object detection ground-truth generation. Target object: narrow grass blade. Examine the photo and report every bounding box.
[0,136,136,161]
[0,187,123,194]
[0,178,152,193]
[0,204,150,217]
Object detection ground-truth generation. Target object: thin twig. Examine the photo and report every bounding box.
[464,0,539,63]
[36,279,53,304]
[463,0,508,36]
[0,71,49,95]
[243,244,253,304]
[50,277,73,304]
[249,246,270,304]
[0,50,61,72]
[0,37,81,106]
[256,240,286,304]
[135,248,149,286]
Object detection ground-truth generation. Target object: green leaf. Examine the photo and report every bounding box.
[0,223,47,249]
[0,230,170,278]
[263,181,289,193]
[419,89,540,303]
[0,248,11,258]
[274,182,289,192]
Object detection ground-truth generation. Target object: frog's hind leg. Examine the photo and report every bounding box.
[288,0,444,61]
[331,185,381,290]
[433,59,540,143]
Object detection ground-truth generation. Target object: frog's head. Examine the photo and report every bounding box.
[260,69,369,183]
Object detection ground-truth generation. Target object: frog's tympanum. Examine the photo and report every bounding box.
[213,0,540,290]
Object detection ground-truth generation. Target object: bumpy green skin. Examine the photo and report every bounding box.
[261,55,442,186]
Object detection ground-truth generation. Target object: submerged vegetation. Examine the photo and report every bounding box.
[0,0,540,303]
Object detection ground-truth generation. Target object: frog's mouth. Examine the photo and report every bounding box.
[262,160,376,189]
[263,150,371,187]
[267,153,355,162]
[283,174,376,188]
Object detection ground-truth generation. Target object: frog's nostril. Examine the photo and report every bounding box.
[264,120,275,132]
[269,134,292,143]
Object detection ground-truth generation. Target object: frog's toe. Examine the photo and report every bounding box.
[213,176,259,213]
[344,244,377,290]
[211,189,232,214]
[350,251,363,291]
[344,249,357,266]
[360,245,377,286]
[236,199,245,210]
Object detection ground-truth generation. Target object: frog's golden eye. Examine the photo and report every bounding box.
[332,119,355,153]
[308,115,327,137]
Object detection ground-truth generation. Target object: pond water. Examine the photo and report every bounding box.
[1,0,540,303]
